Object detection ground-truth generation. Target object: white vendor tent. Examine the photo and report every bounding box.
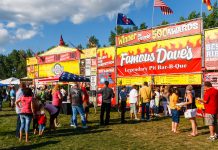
[0,77,20,85]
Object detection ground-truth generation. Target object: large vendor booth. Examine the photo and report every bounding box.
[116,18,203,99]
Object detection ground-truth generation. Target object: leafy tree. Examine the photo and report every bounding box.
[140,22,148,30]
[160,20,169,25]
[86,35,100,48]
[109,31,116,46]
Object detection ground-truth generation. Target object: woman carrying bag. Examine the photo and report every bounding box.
[182,85,198,137]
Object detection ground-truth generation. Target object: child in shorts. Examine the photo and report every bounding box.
[38,108,46,136]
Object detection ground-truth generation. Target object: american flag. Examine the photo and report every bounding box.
[154,0,173,15]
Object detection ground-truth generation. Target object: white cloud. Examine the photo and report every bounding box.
[0,0,149,24]
[0,28,10,45]
[6,22,16,28]
[15,28,37,40]
[0,0,149,53]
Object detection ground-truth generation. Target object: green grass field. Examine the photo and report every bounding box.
[1,102,218,150]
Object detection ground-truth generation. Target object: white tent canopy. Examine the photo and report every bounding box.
[0,77,20,85]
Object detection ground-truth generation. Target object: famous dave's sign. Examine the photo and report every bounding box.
[205,28,218,70]
[117,35,202,76]
[97,47,115,68]
[116,19,202,47]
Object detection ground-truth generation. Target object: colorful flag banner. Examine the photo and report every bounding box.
[117,13,135,26]
[154,0,173,15]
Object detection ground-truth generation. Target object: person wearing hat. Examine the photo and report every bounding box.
[69,83,87,129]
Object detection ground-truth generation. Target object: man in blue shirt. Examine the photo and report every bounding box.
[119,86,128,123]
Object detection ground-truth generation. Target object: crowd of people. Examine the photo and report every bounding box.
[118,81,218,141]
[0,80,218,142]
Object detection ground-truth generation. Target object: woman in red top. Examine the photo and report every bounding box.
[81,83,89,122]
[16,88,34,142]
[52,84,61,127]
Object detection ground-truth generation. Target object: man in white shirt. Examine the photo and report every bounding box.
[129,85,139,120]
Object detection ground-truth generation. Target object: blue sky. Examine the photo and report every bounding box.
[0,0,214,55]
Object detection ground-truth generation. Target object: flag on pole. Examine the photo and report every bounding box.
[203,0,212,11]
[154,0,173,15]
[117,13,135,26]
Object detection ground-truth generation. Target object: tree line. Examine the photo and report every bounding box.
[0,2,217,80]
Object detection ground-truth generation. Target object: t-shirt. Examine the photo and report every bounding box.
[10,90,16,98]
[129,89,138,104]
[119,90,127,101]
[70,88,83,106]
[81,87,89,103]
[38,114,46,125]
[97,87,114,103]
[169,93,179,109]
[154,91,160,106]
[20,96,33,114]
[52,91,61,107]
[204,87,218,114]
[15,88,23,114]
[139,86,151,103]
[44,104,58,115]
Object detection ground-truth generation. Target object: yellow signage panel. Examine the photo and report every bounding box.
[26,57,38,65]
[38,60,79,78]
[117,76,152,86]
[154,74,202,85]
[80,48,97,59]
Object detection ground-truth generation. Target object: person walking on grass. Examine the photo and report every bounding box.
[52,84,62,127]
[15,88,34,142]
[15,83,26,138]
[199,82,218,141]
[43,103,58,132]
[97,81,115,125]
[182,85,198,137]
[119,86,128,123]
[129,85,139,120]
[69,83,87,128]
[38,107,46,136]
[169,87,180,133]
[81,82,90,122]
[139,82,152,121]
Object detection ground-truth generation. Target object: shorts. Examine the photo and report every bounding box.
[150,100,155,109]
[171,109,180,123]
[130,103,137,114]
[39,124,46,131]
[205,113,217,126]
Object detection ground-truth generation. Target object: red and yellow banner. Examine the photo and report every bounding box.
[38,60,79,78]
[117,76,151,86]
[27,65,38,79]
[97,47,115,68]
[80,48,97,59]
[116,19,202,47]
[205,28,218,70]
[155,74,202,85]
[97,67,116,106]
[26,57,38,66]
[117,35,202,76]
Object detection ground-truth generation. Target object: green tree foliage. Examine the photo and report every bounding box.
[140,22,148,30]
[86,35,100,48]
[0,49,33,79]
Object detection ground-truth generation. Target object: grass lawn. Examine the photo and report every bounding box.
[1,102,218,150]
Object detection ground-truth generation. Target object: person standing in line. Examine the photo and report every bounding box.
[69,83,87,128]
[97,81,115,125]
[161,86,169,117]
[119,86,128,123]
[129,85,139,120]
[182,85,198,137]
[60,86,67,101]
[52,84,62,127]
[169,87,180,133]
[15,88,34,142]
[154,87,160,117]
[199,82,218,141]
[10,86,16,110]
[15,82,26,138]
[81,82,90,122]
[139,82,152,121]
